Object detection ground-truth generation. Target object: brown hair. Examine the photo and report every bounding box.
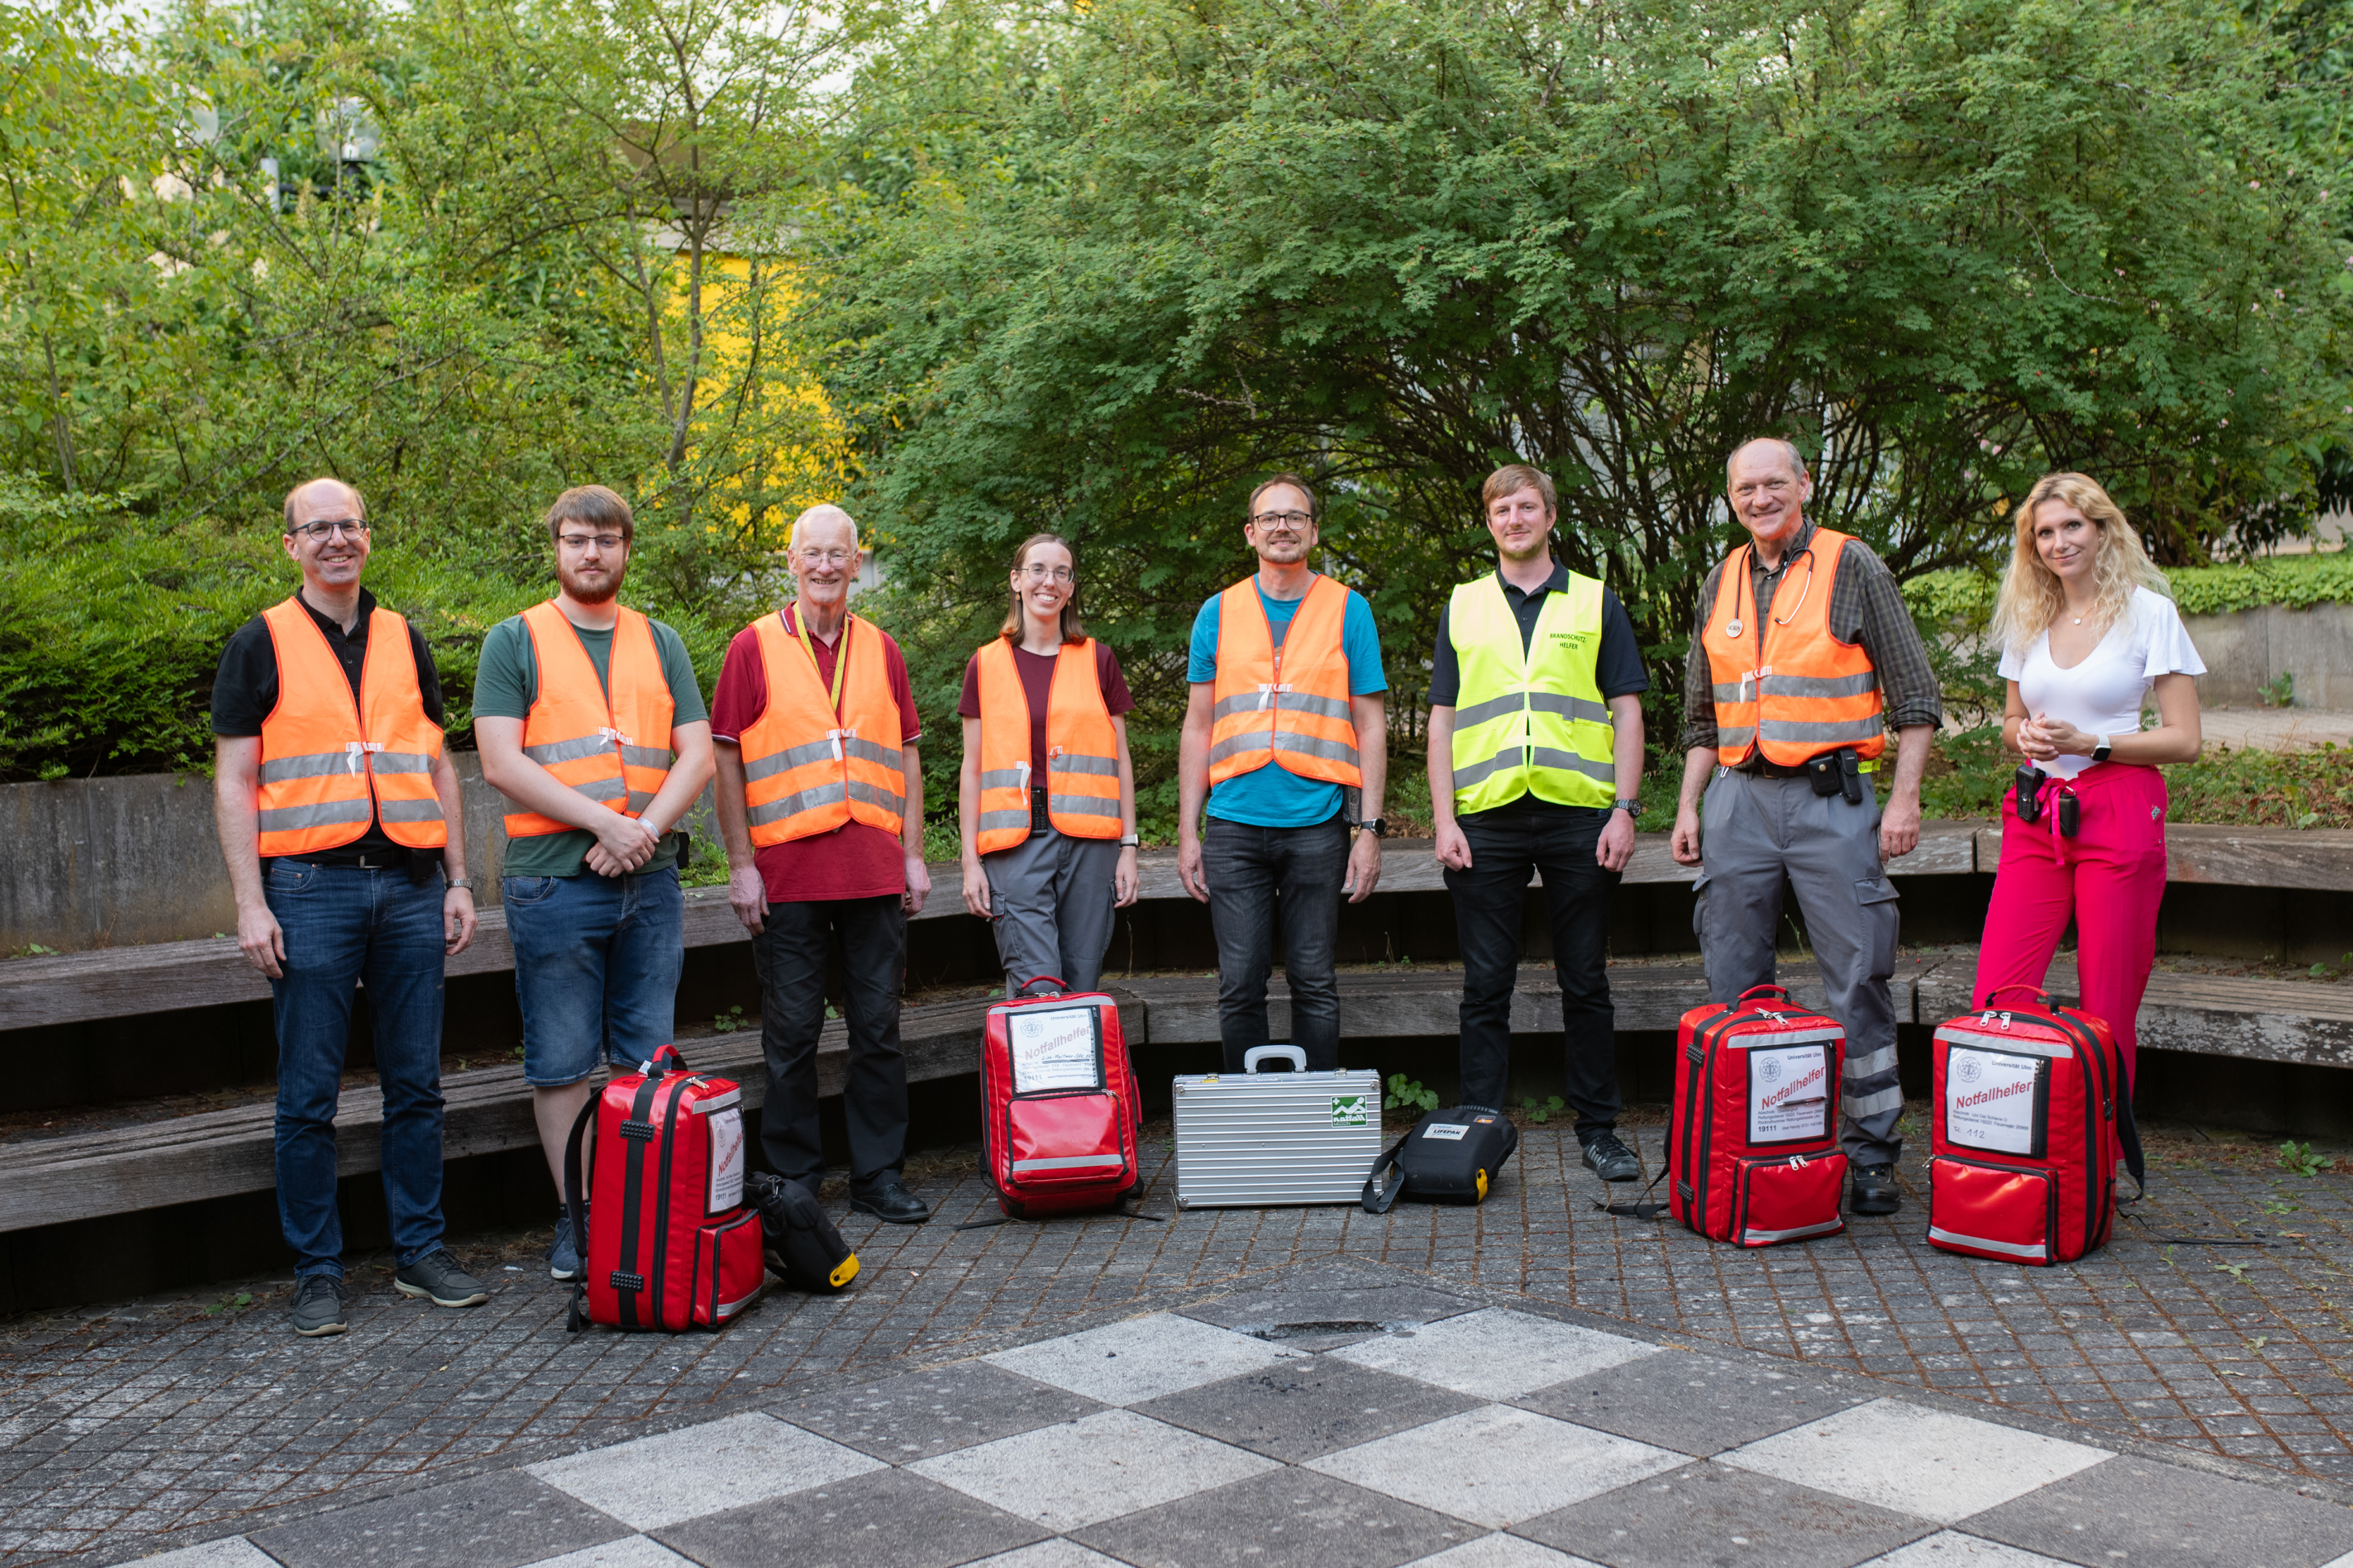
[999,533,1088,644]
[282,477,364,533]
[542,484,635,545]
[1481,464,1556,516]
[1247,473,1319,523]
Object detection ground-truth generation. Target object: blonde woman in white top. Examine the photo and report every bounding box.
[1973,472,2204,1085]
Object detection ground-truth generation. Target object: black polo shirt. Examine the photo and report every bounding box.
[212,588,447,865]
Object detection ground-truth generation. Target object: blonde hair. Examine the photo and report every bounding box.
[1988,473,2171,652]
[999,533,1088,644]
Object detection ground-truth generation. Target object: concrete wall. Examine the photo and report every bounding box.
[2184,601,2353,710]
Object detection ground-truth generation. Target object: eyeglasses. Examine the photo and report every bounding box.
[290,518,369,542]
[558,533,628,552]
[1022,564,1074,583]
[798,548,854,567]
[1250,510,1312,528]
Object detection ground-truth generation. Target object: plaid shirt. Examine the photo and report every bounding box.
[1677,521,1943,757]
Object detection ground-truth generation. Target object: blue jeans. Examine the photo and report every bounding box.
[504,867,686,1085]
[1203,814,1349,1072]
[266,861,449,1279]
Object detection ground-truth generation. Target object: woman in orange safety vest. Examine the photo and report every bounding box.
[957,533,1141,996]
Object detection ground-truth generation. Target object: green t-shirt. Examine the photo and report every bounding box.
[474,610,710,879]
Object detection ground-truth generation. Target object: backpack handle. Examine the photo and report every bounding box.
[1737,984,1792,1004]
[637,1043,690,1076]
[1016,975,1069,998]
[1244,1045,1307,1073]
[1979,985,2052,1008]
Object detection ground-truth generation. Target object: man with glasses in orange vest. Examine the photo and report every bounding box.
[1669,439,1942,1217]
[1177,473,1388,1072]
[212,477,487,1337]
[475,485,717,1283]
[711,504,934,1224]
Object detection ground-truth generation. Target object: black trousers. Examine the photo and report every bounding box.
[1443,799,1622,1133]
[751,894,907,1193]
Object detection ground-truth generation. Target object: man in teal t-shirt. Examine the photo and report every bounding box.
[475,485,714,1285]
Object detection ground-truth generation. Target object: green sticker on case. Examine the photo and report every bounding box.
[1331,1095,1369,1127]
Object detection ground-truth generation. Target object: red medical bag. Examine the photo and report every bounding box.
[1669,985,1848,1247]
[1927,988,2141,1265]
[565,1045,764,1332]
[979,981,1143,1219]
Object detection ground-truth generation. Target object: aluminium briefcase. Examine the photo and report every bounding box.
[1171,1047,1383,1209]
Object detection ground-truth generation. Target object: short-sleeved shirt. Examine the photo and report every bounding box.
[957,640,1136,787]
[1999,586,2204,780]
[473,607,710,878]
[1187,578,1387,827]
[211,587,446,867]
[709,608,923,903]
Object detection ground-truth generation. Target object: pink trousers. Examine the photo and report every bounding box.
[1972,762,2168,1086]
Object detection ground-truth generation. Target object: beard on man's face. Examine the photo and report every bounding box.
[558,559,625,605]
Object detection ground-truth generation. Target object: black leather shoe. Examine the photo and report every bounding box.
[851,1180,931,1224]
[1850,1163,1903,1216]
[1580,1129,1642,1183]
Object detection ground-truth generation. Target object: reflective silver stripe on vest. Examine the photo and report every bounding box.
[1717,725,1757,750]
[1760,671,1880,700]
[1048,794,1122,819]
[1758,716,1885,744]
[259,752,358,784]
[847,780,907,815]
[1452,693,1524,729]
[1450,749,1518,789]
[1211,692,1267,722]
[978,809,1032,832]
[620,745,675,770]
[626,790,659,814]
[377,798,447,823]
[1207,733,1273,766]
[522,734,613,766]
[257,799,374,833]
[746,781,848,827]
[1049,753,1119,778]
[744,738,843,781]
[1528,692,1610,725]
[979,768,1028,790]
[372,751,435,775]
[1529,747,1616,783]
[1011,1154,1127,1172]
[1711,681,1745,705]
[565,776,627,803]
[1273,732,1359,767]
[842,737,904,771]
[1275,691,1351,721]
[1927,1225,2047,1261]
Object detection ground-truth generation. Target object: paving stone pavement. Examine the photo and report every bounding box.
[9,1122,2353,1564]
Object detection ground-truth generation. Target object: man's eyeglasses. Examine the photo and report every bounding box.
[1022,564,1074,583]
[558,533,628,552]
[290,518,369,542]
[1250,510,1312,528]
[798,547,855,567]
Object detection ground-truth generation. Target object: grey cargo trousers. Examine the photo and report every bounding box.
[1693,767,1904,1167]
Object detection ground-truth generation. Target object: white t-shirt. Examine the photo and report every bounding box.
[1998,586,2205,778]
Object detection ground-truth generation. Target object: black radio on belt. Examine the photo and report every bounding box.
[2013,765,2047,824]
[1805,748,1865,805]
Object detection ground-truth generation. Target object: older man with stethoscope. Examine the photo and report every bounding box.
[1668,438,1942,1218]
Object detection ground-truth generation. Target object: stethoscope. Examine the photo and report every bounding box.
[1722,543,1819,641]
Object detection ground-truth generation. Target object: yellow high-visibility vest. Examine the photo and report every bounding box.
[1446,571,1614,813]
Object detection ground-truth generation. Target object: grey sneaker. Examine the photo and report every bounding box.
[290,1274,347,1337]
[394,1249,490,1307]
[548,1209,584,1283]
[1580,1129,1642,1183]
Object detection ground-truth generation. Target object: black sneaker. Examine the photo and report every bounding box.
[1851,1163,1903,1215]
[851,1179,931,1224]
[1580,1129,1642,1183]
[290,1274,347,1337]
[548,1208,584,1283]
[394,1249,490,1307]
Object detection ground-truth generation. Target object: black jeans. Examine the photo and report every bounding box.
[1444,799,1622,1133]
[751,895,908,1194]
[1204,814,1348,1071]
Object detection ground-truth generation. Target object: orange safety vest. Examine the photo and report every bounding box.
[1700,528,1887,768]
[502,601,677,839]
[973,638,1122,855]
[1207,575,1362,787]
[738,609,906,847]
[255,596,447,856]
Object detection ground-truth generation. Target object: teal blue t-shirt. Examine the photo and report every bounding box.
[1187,582,1387,827]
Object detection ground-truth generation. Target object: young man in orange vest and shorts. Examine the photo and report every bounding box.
[211,477,487,1336]
[1669,439,1942,1216]
[1177,474,1388,1072]
[711,505,935,1225]
[474,485,717,1283]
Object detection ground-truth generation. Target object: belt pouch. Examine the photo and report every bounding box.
[1806,754,1844,796]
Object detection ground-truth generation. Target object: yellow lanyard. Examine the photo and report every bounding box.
[788,605,849,718]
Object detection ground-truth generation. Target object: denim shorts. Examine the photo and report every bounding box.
[504,866,686,1086]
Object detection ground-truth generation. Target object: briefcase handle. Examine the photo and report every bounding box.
[1243,1045,1307,1073]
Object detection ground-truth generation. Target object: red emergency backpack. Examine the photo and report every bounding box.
[1927,987,2143,1266]
[1668,985,1849,1247]
[565,1045,765,1332]
[976,980,1144,1220]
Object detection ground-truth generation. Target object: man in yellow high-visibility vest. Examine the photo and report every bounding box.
[1428,464,1649,1182]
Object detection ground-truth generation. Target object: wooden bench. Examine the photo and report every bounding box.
[9,945,2350,1233]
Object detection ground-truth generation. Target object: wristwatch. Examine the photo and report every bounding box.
[1118,833,1140,847]
[1612,798,1641,819]
[445,877,475,892]
[2091,736,2113,763]
[1356,817,1388,839]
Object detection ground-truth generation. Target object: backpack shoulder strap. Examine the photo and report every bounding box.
[1361,1133,1412,1214]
